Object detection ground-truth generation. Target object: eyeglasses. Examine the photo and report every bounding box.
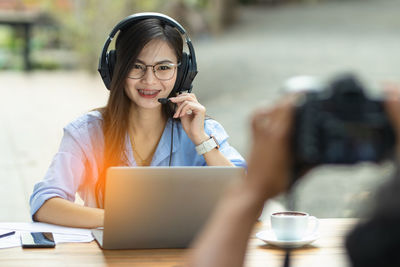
[127,62,180,81]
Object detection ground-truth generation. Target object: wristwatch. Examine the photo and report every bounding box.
[195,135,220,155]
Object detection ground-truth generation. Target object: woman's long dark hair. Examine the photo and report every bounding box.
[95,19,183,207]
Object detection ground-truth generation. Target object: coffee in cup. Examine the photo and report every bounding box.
[270,211,319,241]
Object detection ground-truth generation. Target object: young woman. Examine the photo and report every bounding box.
[30,13,245,228]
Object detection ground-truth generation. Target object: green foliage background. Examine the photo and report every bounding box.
[46,0,236,71]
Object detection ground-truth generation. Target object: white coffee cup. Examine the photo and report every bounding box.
[270,211,319,241]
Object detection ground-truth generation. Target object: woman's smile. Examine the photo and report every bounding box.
[137,89,161,98]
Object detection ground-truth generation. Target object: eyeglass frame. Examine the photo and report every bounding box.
[127,62,181,81]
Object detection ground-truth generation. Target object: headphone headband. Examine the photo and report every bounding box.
[109,12,186,37]
[98,12,197,91]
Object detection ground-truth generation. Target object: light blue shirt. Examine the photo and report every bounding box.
[30,111,246,217]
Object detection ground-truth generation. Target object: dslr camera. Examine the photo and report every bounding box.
[291,73,395,175]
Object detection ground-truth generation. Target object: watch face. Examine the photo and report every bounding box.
[210,135,220,149]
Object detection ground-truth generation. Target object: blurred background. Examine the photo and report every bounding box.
[1,0,399,222]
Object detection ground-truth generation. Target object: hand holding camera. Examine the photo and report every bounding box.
[382,83,400,157]
[246,96,296,201]
[248,73,400,200]
[291,74,396,182]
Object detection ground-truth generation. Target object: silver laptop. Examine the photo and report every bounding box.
[92,166,244,249]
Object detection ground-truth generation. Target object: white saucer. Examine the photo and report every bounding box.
[256,230,319,248]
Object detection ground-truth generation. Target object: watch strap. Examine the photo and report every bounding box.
[195,135,219,155]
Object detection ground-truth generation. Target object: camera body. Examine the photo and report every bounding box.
[292,74,395,173]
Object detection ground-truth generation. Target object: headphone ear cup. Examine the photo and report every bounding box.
[182,53,197,93]
[106,50,117,87]
[172,52,189,94]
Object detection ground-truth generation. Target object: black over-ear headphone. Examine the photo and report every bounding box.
[98,12,198,94]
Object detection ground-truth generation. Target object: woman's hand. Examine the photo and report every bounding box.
[170,93,209,145]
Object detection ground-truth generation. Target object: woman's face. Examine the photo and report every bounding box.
[125,39,178,110]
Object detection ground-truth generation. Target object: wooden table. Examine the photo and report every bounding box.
[0,219,356,267]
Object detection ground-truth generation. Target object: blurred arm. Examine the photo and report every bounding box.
[186,97,296,267]
[186,183,264,267]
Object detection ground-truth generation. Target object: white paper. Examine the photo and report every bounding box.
[0,233,19,249]
[0,222,94,249]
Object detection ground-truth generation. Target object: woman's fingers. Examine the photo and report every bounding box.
[181,102,195,117]
[175,102,205,118]
[169,93,197,104]
[174,100,192,118]
[170,93,203,118]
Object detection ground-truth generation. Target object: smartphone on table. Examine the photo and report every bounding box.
[20,232,56,248]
